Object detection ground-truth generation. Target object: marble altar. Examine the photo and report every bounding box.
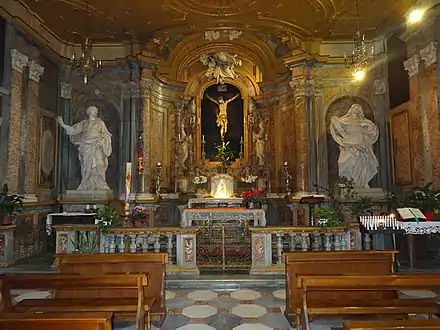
[181,208,266,227]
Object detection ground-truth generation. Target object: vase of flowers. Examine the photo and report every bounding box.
[241,189,265,209]
[193,174,208,197]
[132,205,150,228]
[94,206,122,233]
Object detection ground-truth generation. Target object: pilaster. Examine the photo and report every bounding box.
[7,49,28,193]
[25,60,44,199]
[58,80,72,198]
[141,75,153,193]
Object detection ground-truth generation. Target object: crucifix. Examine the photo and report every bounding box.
[205,93,239,140]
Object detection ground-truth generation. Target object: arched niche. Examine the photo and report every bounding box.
[155,33,288,84]
[325,96,379,188]
[67,100,121,192]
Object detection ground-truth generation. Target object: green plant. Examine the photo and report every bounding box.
[349,196,374,217]
[0,184,24,217]
[329,176,357,201]
[313,206,344,227]
[72,231,99,253]
[215,141,234,170]
[94,206,122,233]
[404,182,440,212]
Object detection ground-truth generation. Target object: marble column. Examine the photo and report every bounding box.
[6,49,28,194]
[141,78,152,194]
[309,77,323,192]
[58,81,72,198]
[404,54,424,185]
[25,60,44,199]
[420,42,440,187]
[290,76,309,193]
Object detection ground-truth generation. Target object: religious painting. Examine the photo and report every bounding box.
[390,104,413,186]
[38,114,58,189]
[201,83,243,161]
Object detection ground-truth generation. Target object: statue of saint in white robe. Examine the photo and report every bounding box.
[330,104,379,188]
[57,106,112,190]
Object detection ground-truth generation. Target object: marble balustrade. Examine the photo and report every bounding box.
[249,224,362,275]
[53,225,199,275]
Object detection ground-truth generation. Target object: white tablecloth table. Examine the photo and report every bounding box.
[181,208,266,227]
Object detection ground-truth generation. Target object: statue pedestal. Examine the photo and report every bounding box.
[64,189,114,202]
[354,188,386,200]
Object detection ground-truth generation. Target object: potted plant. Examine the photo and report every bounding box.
[94,206,122,233]
[349,196,374,218]
[131,205,150,228]
[403,182,440,220]
[0,184,24,225]
[215,141,234,173]
[73,231,99,253]
[241,189,265,209]
[313,206,344,227]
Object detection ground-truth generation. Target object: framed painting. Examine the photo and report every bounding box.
[390,102,413,186]
[38,113,58,189]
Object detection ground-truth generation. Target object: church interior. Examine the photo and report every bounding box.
[2,0,440,329]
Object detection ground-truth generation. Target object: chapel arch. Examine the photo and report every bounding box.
[325,96,379,187]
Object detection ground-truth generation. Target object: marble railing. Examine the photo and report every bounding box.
[53,225,199,275]
[249,224,362,275]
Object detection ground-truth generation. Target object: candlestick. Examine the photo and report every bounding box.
[202,135,205,142]
[240,136,243,143]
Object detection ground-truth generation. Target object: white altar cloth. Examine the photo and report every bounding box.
[46,212,96,234]
[187,198,243,208]
[181,208,266,227]
[401,221,440,235]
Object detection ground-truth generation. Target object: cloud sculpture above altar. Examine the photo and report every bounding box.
[57,106,112,190]
[200,52,242,84]
[330,104,379,188]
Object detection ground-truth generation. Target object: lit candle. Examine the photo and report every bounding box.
[202,135,205,142]
[240,136,243,143]
[93,205,97,210]
[283,161,288,166]
[156,161,161,167]
[86,204,90,210]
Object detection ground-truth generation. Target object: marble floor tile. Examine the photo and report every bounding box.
[230,289,261,300]
[208,297,240,309]
[232,304,267,318]
[258,312,291,329]
[205,313,243,329]
[272,289,286,299]
[254,296,286,308]
[166,297,195,309]
[187,290,219,301]
[234,323,272,330]
[165,290,176,300]
[177,324,216,330]
[160,314,191,329]
[182,305,217,318]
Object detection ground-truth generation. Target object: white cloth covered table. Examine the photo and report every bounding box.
[187,198,243,208]
[181,208,266,227]
[400,221,440,235]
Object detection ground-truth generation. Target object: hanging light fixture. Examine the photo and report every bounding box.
[344,0,374,81]
[71,37,102,84]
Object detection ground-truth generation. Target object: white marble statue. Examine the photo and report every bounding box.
[56,106,112,190]
[330,104,379,188]
[254,120,266,166]
[200,52,242,84]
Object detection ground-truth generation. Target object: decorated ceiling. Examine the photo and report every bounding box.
[20,0,416,43]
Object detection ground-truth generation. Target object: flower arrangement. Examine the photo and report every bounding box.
[193,175,208,185]
[241,189,265,206]
[241,175,258,184]
[94,206,122,233]
[132,205,148,218]
[131,205,150,227]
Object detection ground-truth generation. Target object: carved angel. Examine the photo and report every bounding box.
[200,52,242,84]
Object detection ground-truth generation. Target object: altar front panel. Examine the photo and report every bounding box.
[181,208,266,227]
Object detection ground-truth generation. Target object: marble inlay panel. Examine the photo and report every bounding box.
[25,80,39,195]
[293,95,308,191]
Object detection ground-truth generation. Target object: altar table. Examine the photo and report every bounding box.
[181,208,266,227]
[46,212,96,235]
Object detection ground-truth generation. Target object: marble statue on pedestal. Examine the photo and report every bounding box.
[330,104,379,188]
[57,106,112,190]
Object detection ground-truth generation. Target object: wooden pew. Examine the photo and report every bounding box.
[0,312,113,330]
[0,274,153,330]
[284,250,397,325]
[299,274,440,330]
[54,252,168,324]
[343,319,440,329]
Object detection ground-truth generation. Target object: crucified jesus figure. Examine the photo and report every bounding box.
[205,93,239,140]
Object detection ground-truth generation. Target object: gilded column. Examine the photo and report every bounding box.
[6,49,28,193]
[404,54,424,185]
[25,60,44,199]
[420,42,440,187]
[290,73,309,193]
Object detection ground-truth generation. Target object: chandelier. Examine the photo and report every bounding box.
[344,0,374,80]
[71,37,102,84]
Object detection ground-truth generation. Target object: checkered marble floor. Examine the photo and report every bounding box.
[10,288,438,330]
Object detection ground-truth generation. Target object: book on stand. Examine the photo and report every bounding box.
[396,208,426,221]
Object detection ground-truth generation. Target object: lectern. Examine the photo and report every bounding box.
[299,195,325,226]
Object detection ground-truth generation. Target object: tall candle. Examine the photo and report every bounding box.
[240,136,243,143]
[202,135,205,142]
[283,161,288,166]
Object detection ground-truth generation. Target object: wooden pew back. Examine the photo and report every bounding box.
[344,319,440,330]
[0,274,147,313]
[54,253,168,319]
[0,312,113,330]
[284,251,397,319]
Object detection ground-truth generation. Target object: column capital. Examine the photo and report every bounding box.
[420,41,437,68]
[374,78,387,95]
[10,49,28,73]
[403,54,420,78]
[60,82,72,99]
[28,61,45,82]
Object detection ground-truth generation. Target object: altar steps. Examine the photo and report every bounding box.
[166,274,285,290]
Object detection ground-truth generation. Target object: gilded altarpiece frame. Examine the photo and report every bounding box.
[390,102,413,186]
